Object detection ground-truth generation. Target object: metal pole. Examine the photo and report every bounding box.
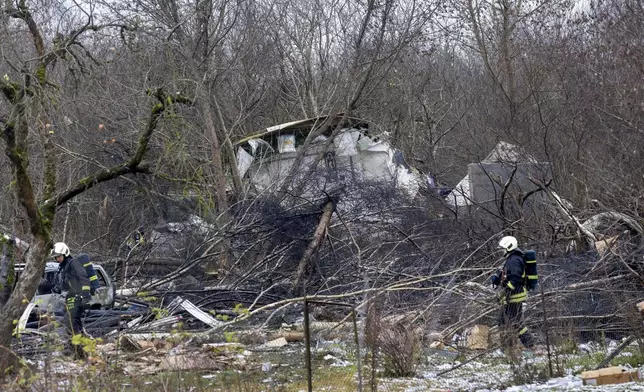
[352,309,363,392]
[304,298,312,392]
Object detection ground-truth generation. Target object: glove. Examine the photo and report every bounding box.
[52,285,62,294]
[490,270,502,287]
[80,295,91,308]
[90,287,97,296]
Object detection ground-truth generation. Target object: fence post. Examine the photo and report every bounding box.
[304,298,312,392]
[540,270,553,377]
[352,308,363,392]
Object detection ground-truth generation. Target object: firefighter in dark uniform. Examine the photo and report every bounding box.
[52,245,99,296]
[50,242,91,356]
[491,236,534,349]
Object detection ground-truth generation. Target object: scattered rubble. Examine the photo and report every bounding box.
[8,256,644,391]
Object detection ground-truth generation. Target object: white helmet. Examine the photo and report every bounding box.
[50,242,70,258]
[498,236,518,253]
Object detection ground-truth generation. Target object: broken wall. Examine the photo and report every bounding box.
[468,162,552,204]
[467,162,552,219]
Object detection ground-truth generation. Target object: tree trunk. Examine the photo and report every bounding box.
[199,94,232,272]
[0,235,49,373]
[212,95,243,196]
[0,238,14,308]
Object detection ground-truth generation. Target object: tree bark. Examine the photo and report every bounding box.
[199,94,232,271]
[0,236,49,373]
[0,239,14,308]
[212,95,243,196]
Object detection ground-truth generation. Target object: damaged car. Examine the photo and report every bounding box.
[14,258,115,334]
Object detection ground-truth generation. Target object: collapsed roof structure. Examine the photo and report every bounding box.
[234,114,421,198]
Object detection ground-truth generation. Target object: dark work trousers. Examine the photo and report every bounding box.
[499,302,534,349]
[64,296,86,335]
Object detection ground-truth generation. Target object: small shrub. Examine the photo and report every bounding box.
[224,331,239,343]
[610,351,644,368]
[559,338,579,355]
[563,351,606,372]
[379,322,422,377]
[511,360,549,386]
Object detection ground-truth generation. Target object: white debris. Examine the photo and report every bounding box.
[236,146,254,178]
[277,134,296,153]
[331,359,352,367]
[263,337,288,348]
[333,129,359,156]
[174,296,222,328]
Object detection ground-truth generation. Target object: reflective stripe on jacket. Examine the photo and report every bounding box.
[76,254,99,291]
[501,250,527,304]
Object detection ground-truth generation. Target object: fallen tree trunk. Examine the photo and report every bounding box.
[528,177,596,248]
[293,198,336,292]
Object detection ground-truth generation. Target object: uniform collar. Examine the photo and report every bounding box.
[60,256,73,267]
[508,249,524,257]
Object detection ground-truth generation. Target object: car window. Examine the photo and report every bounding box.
[44,271,57,283]
[95,268,107,287]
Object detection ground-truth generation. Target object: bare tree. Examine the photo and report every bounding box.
[0,0,193,372]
